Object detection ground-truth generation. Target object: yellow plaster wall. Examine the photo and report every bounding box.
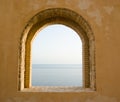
[0,0,120,102]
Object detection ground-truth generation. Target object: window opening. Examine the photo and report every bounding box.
[19,8,96,92]
[32,24,82,86]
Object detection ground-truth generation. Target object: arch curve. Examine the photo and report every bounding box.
[19,8,95,91]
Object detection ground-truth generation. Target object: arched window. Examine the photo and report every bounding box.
[32,24,82,87]
[19,8,96,92]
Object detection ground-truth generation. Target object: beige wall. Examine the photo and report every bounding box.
[0,0,120,102]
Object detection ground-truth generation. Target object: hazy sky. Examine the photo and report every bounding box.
[32,24,82,64]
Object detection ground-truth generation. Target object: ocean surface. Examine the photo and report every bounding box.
[32,64,82,86]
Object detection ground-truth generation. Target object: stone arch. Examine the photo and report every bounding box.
[19,8,95,91]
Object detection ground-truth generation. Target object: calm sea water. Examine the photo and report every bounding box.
[32,64,82,86]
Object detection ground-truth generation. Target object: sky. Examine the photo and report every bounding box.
[32,24,82,64]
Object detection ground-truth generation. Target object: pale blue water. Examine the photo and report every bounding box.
[32,64,82,86]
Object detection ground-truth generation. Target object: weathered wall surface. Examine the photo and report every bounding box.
[0,0,120,102]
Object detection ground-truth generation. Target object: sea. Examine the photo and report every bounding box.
[32,64,82,86]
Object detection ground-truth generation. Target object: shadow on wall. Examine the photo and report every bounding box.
[6,94,118,102]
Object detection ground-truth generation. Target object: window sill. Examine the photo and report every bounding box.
[20,86,95,92]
